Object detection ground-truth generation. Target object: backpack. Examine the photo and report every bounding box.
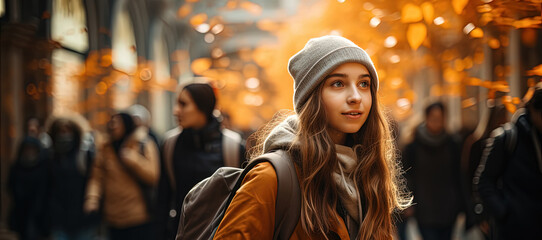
[176,150,301,240]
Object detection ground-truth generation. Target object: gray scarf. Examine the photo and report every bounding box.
[263,115,363,224]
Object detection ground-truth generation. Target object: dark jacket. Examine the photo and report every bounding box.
[477,111,542,239]
[156,118,246,240]
[8,137,50,240]
[48,132,100,232]
[403,124,463,227]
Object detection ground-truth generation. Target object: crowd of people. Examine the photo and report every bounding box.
[7,35,542,240]
[8,82,246,240]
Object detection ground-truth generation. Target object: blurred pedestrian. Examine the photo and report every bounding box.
[460,103,507,239]
[476,82,542,239]
[84,113,160,240]
[212,35,411,239]
[47,116,101,240]
[27,117,52,149]
[156,82,246,240]
[402,102,464,240]
[128,104,160,147]
[8,136,50,240]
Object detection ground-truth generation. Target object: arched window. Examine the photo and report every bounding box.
[111,0,138,110]
[150,24,172,133]
[112,0,137,74]
[50,0,88,114]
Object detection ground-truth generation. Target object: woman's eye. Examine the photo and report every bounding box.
[359,81,369,88]
[331,81,343,87]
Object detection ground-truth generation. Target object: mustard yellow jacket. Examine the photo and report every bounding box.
[213,162,351,240]
[85,127,160,228]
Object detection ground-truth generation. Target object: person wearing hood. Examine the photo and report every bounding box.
[47,117,101,240]
[8,136,50,240]
[402,102,464,240]
[212,35,411,239]
[83,113,160,240]
[157,82,246,240]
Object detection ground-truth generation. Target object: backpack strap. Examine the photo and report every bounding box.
[221,128,241,168]
[265,150,301,240]
[502,122,517,155]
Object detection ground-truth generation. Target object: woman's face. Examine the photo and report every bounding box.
[426,107,444,135]
[109,115,125,140]
[173,89,207,129]
[321,62,373,144]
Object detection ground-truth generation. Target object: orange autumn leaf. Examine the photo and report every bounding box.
[527,64,542,76]
[407,23,427,50]
[470,28,484,38]
[421,2,434,24]
[467,77,482,86]
[401,3,423,23]
[177,4,192,18]
[452,0,468,15]
[190,13,208,27]
[514,17,542,29]
[191,58,212,75]
[504,103,517,113]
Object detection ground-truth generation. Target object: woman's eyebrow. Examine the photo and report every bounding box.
[324,73,347,80]
[324,73,371,80]
[359,74,371,79]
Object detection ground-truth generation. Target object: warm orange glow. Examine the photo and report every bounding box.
[257,19,280,32]
[95,81,108,95]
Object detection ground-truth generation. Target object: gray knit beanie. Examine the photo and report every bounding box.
[288,35,379,113]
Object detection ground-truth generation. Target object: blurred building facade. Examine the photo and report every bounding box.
[0,0,300,234]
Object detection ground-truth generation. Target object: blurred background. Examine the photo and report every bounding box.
[0,0,541,239]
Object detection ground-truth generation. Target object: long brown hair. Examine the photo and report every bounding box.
[298,78,411,239]
[250,76,411,239]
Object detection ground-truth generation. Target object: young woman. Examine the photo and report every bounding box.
[213,35,411,239]
[157,82,246,240]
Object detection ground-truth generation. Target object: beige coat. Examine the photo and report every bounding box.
[85,127,160,228]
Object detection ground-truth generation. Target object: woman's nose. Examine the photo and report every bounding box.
[347,87,362,104]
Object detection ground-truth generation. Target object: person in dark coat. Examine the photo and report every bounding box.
[156,82,246,240]
[460,104,507,239]
[47,117,101,240]
[402,102,464,240]
[8,136,50,240]
[476,82,542,239]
